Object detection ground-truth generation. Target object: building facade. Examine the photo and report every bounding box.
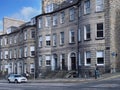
[36,0,120,77]
[0,18,36,75]
[0,0,120,78]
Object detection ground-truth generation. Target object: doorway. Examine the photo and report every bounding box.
[71,53,76,70]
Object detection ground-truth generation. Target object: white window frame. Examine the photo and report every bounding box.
[46,35,51,46]
[69,30,75,43]
[84,0,90,14]
[38,17,42,29]
[69,8,75,21]
[14,35,17,43]
[45,3,54,13]
[60,12,65,24]
[24,31,27,40]
[96,23,104,38]
[9,50,12,59]
[45,55,51,66]
[30,63,35,74]
[24,46,27,57]
[4,50,8,59]
[45,16,51,27]
[19,48,22,58]
[53,14,57,26]
[39,36,42,47]
[53,34,57,46]
[96,0,104,12]
[30,46,35,56]
[9,36,12,45]
[4,37,8,45]
[39,55,42,66]
[31,30,35,39]
[60,54,65,70]
[84,24,91,40]
[60,32,64,45]
[84,51,91,66]
[14,49,17,58]
[96,50,104,65]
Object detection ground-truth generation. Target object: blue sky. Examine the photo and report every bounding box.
[0,0,42,31]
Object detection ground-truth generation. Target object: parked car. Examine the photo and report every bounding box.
[7,74,27,83]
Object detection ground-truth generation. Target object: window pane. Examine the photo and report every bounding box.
[60,32,64,44]
[96,0,104,12]
[86,52,91,58]
[97,51,104,57]
[53,34,57,46]
[31,30,35,38]
[53,14,57,26]
[60,12,65,23]
[39,17,42,28]
[70,30,75,43]
[97,23,103,38]
[84,24,91,40]
[97,58,104,64]
[85,51,91,65]
[97,31,103,37]
[84,0,90,14]
[70,8,75,21]
[87,58,91,64]
[97,23,103,30]
[46,36,50,40]
[45,16,51,27]
[46,55,51,66]
[97,51,104,64]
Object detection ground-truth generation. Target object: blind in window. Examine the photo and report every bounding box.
[97,51,104,57]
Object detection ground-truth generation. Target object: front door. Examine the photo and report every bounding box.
[62,59,65,70]
[55,58,57,70]
[71,57,76,70]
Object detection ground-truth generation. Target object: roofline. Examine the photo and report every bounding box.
[35,0,80,18]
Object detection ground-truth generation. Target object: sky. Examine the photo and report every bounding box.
[0,0,42,31]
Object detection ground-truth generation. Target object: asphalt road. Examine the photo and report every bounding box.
[0,77,120,90]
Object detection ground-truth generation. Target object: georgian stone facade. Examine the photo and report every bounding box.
[36,0,120,77]
[0,18,36,75]
[0,0,120,78]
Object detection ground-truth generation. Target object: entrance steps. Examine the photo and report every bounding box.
[65,71,77,78]
[39,70,77,79]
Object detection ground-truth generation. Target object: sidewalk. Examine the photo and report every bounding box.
[1,72,120,83]
[28,72,120,83]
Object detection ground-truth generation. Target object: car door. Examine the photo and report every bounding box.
[10,75,15,82]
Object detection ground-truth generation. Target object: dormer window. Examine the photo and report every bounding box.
[31,18,36,25]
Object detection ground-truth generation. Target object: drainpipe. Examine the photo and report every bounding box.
[77,1,80,77]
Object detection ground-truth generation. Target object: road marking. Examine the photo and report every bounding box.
[92,84,119,87]
[0,87,22,90]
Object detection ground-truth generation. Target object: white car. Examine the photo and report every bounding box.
[7,74,27,83]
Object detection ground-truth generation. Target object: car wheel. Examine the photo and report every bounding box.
[8,79,11,83]
[15,79,18,83]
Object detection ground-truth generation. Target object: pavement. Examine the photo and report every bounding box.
[1,72,120,83]
[27,72,120,83]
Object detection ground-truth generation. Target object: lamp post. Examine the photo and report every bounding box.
[111,52,117,73]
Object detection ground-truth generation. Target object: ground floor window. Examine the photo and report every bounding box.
[45,55,51,66]
[30,63,35,74]
[85,51,91,65]
[96,50,104,65]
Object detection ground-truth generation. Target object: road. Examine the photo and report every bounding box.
[0,77,120,90]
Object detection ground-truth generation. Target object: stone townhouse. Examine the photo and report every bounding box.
[35,0,120,77]
[1,0,120,78]
[0,18,36,75]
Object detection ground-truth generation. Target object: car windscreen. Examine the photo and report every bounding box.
[14,75,22,77]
